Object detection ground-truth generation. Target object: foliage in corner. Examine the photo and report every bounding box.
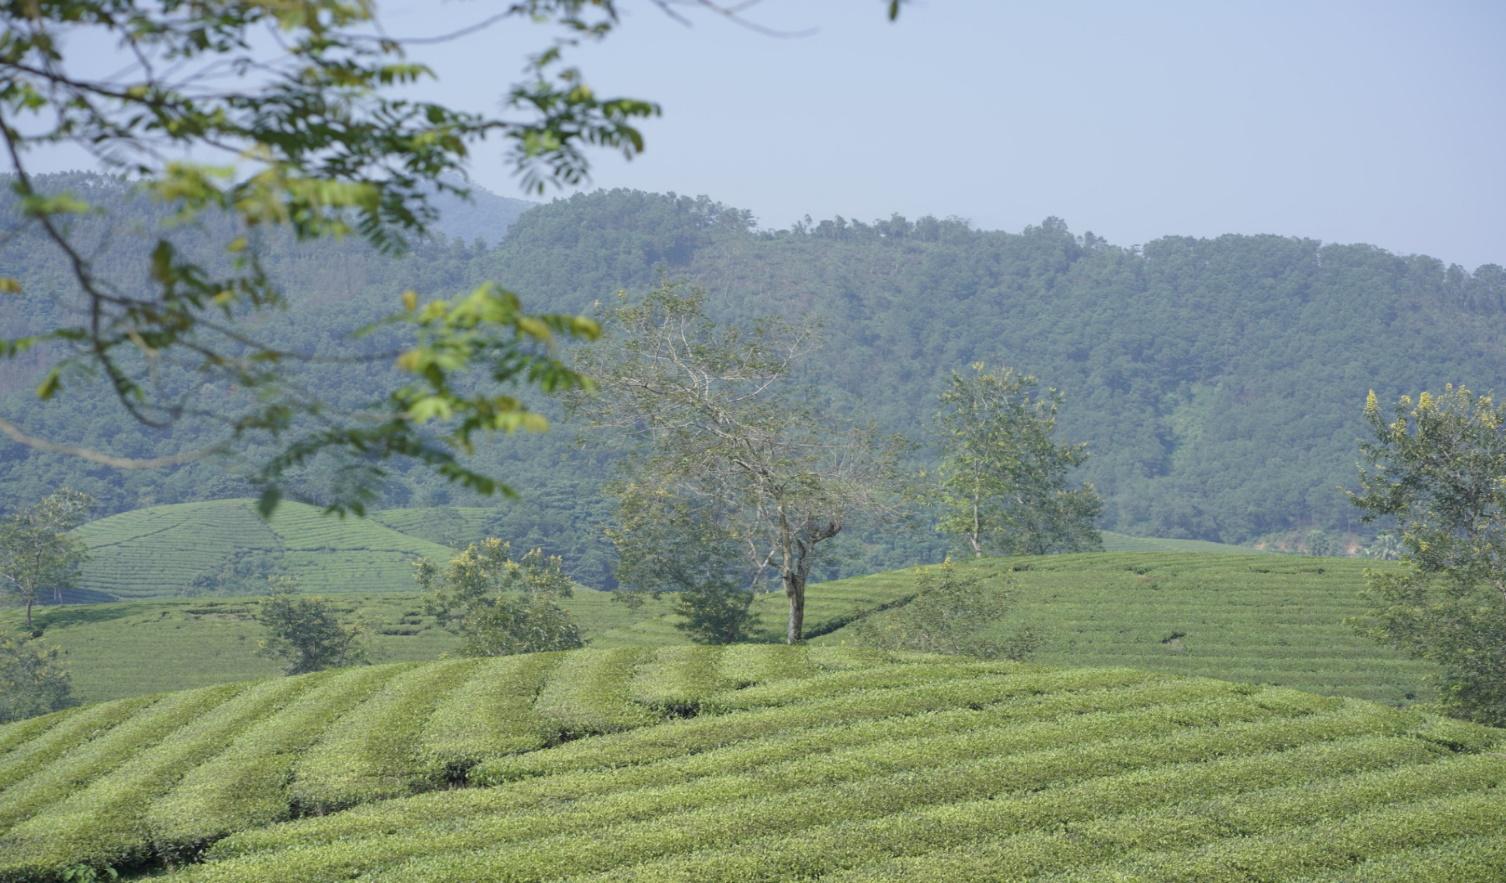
[416,538,582,656]
[1351,385,1506,725]
[0,0,654,512]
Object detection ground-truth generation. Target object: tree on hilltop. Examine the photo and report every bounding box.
[255,577,367,675]
[575,283,908,644]
[936,363,1102,557]
[416,538,583,656]
[0,490,93,628]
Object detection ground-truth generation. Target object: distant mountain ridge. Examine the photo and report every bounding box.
[3,179,1505,582]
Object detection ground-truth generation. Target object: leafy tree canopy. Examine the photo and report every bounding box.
[1351,385,1506,725]
[416,538,582,656]
[255,577,367,674]
[0,634,75,723]
[936,363,1102,557]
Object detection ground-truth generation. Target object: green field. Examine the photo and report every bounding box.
[9,550,1438,707]
[13,590,675,704]
[1100,531,1257,553]
[0,647,1500,882]
[73,499,459,600]
[817,554,1434,706]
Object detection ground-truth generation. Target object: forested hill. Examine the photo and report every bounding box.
[480,190,1506,542]
[3,179,1505,582]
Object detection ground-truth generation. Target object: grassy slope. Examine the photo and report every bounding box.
[0,648,1500,882]
[11,589,678,704]
[813,553,1435,706]
[1100,530,1256,553]
[73,499,458,600]
[11,551,1435,706]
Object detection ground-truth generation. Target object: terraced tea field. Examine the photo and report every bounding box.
[74,499,457,599]
[11,590,677,703]
[819,553,1436,706]
[0,647,1500,882]
[12,549,1437,706]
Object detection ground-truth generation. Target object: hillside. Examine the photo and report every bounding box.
[6,180,1506,579]
[73,499,459,599]
[0,647,1500,882]
[12,550,1437,706]
[815,553,1434,706]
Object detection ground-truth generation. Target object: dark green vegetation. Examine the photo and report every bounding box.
[7,185,1505,580]
[0,647,1500,882]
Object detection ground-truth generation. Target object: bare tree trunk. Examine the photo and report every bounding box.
[25,594,33,629]
[785,574,805,644]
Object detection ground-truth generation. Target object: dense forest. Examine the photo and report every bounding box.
[3,174,1504,586]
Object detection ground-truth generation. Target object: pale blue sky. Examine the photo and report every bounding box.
[35,1,1506,267]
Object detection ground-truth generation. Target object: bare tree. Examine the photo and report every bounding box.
[577,284,907,643]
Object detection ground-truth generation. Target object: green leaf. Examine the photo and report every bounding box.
[35,368,61,401]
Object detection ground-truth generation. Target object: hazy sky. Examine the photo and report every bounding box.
[34,1,1506,268]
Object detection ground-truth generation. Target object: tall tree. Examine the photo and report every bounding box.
[936,363,1102,557]
[577,284,906,643]
[1350,386,1506,725]
[0,489,93,627]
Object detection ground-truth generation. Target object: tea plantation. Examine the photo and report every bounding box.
[818,553,1437,706]
[0,647,1501,882]
[73,499,459,599]
[10,546,1440,706]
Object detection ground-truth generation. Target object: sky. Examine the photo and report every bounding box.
[31,1,1506,268]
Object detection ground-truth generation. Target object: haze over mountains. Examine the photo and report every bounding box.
[3,175,1504,584]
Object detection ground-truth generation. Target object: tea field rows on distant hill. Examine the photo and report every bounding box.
[72,500,459,600]
[0,647,1499,882]
[9,552,1436,706]
[818,553,1434,706]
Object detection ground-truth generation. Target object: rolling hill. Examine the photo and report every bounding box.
[0,647,1500,882]
[72,499,460,600]
[816,553,1434,706]
[11,546,1437,707]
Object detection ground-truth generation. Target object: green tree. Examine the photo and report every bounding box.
[255,578,367,675]
[416,538,583,656]
[936,363,1102,557]
[577,284,907,643]
[0,634,76,723]
[848,560,1038,660]
[607,480,755,644]
[0,489,93,628]
[1350,386,1506,725]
